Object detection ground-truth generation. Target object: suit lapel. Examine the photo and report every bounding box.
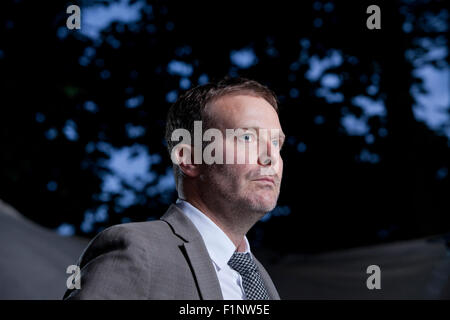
[161,205,224,300]
[183,242,224,300]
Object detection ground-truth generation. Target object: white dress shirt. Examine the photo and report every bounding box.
[175,199,252,300]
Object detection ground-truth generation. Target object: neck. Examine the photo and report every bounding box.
[181,196,253,252]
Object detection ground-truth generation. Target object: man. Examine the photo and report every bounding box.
[64,77,285,300]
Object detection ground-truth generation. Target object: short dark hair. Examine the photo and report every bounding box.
[165,77,279,155]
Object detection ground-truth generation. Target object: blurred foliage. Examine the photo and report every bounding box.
[0,0,448,253]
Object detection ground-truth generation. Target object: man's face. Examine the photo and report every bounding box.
[200,94,285,214]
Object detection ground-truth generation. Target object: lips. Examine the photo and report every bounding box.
[253,177,276,185]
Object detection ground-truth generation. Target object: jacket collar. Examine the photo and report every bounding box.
[160,204,224,300]
[160,204,203,243]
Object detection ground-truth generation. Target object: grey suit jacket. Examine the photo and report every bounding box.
[63,204,281,300]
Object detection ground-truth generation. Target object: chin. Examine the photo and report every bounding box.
[247,194,278,213]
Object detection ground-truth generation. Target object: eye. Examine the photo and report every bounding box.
[239,133,255,142]
[272,139,279,147]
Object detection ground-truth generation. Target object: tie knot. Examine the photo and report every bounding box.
[227,252,258,274]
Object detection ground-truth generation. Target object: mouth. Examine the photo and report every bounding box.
[253,177,276,185]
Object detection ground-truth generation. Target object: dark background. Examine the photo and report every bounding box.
[0,0,448,256]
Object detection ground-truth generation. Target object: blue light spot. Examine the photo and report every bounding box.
[403,22,413,33]
[365,134,375,144]
[100,69,111,79]
[84,101,99,113]
[85,142,96,153]
[266,47,278,57]
[179,77,191,89]
[313,18,323,28]
[95,205,108,222]
[167,60,193,77]
[230,48,258,69]
[198,74,209,85]
[79,56,90,67]
[341,114,369,136]
[35,112,45,123]
[324,2,334,12]
[436,167,448,180]
[56,223,75,236]
[151,154,162,164]
[297,142,307,152]
[56,27,68,40]
[126,124,146,138]
[45,128,58,140]
[81,211,95,233]
[300,38,310,49]
[314,115,325,125]
[378,127,388,137]
[63,120,79,141]
[290,88,299,98]
[321,74,340,88]
[125,95,144,108]
[358,148,380,164]
[166,90,178,103]
[47,181,58,191]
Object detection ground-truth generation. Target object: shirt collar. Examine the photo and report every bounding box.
[175,199,251,270]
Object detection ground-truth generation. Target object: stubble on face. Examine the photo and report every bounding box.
[201,162,281,216]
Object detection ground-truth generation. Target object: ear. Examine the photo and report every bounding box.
[171,144,201,178]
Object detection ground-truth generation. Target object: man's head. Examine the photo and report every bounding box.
[165,77,285,218]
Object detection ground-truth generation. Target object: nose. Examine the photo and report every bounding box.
[257,131,279,168]
[258,148,273,166]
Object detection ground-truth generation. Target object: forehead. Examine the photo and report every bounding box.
[205,94,282,130]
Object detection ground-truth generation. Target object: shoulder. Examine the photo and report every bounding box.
[97,219,174,242]
[101,219,173,241]
[78,220,176,265]
[65,219,185,299]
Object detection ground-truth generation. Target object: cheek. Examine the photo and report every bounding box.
[213,164,247,188]
[226,165,252,188]
[278,158,284,176]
